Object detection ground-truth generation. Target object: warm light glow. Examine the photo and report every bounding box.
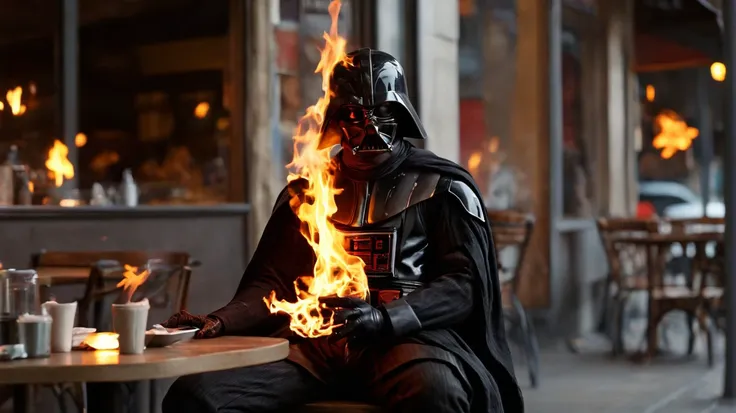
[45,140,75,187]
[27,181,34,193]
[6,86,26,116]
[0,101,4,111]
[263,0,368,338]
[75,133,87,148]
[82,332,120,350]
[59,199,81,207]
[194,102,210,119]
[652,110,699,159]
[711,62,726,82]
[645,84,656,102]
[116,265,150,303]
[28,82,37,96]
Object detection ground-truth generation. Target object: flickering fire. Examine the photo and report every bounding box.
[6,86,26,116]
[45,139,75,187]
[117,264,150,303]
[652,110,699,159]
[82,332,120,350]
[263,0,368,338]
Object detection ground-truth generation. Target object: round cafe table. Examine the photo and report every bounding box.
[0,336,289,413]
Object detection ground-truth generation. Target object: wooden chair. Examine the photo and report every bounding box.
[30,250,195,413]
[487,209,539,388]
[596,217,661,355]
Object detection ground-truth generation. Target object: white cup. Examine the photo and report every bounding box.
[112,299,150,354]
[42,301,77,353]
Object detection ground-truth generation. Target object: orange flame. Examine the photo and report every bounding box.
[45,139,75,187]
[116,264,150,303]
[263,0,368,338]
[652,110,699,159]
[6,86,26,116]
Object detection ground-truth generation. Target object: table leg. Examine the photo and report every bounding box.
[149,380,157,413]
[12,385,33,413]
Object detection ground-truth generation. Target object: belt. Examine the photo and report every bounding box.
[367,279,423,306]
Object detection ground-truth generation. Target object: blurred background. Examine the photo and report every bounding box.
[0,0,734,412]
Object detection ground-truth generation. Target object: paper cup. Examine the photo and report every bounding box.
[42,301,77,353]
[112,299,150,354]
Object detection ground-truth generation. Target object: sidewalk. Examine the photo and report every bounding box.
[516,337,731,413]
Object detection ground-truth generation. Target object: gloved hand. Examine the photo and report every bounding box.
[161,310,223,339]
[319,296,388,343]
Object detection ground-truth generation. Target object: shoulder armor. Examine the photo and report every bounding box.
[272,178,308,214]
[436,177,486,223]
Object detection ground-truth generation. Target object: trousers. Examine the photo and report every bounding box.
[162,339,474,413]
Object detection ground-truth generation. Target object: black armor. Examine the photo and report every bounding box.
[330,167,485,304]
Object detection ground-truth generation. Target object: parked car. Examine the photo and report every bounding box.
[638,180,725,219]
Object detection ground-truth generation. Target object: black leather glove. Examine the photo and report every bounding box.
[319,296,388,343]
[161,310,223,339]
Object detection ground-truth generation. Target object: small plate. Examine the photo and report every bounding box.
[144,327,198,348]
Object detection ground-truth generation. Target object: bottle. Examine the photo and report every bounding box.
[0,148,15,206]
[121,169,138,207]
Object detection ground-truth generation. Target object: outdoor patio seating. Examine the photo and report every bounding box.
[487,209,540,388]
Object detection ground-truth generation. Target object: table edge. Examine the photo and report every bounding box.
[0,338,289,384]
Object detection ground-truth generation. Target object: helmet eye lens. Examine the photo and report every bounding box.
[373,103,395,119]
[336,105,366,123]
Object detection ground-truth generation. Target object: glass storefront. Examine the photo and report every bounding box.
[0,0,232,206]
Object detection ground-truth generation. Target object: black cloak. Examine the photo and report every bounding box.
[211,142,524,413]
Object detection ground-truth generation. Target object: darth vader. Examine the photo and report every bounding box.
[161,48,524,413]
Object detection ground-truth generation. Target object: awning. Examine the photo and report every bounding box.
[635,0,723,72]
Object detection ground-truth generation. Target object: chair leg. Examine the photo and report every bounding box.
[612,296,626,357]
[686,313,696,356]
[511,294,540,388]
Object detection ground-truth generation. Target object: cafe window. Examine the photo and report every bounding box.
[458,0,534,211]
[275,0,355,165]
[560,3,603,217]
[0,0,233,206]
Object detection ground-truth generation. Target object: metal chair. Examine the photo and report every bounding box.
[30,250,195,413]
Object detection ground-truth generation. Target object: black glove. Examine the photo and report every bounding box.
[319,296,388,343]
[161,310,223,339]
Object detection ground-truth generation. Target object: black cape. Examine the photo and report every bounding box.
[215,142,524,412]
[396,145,524,413]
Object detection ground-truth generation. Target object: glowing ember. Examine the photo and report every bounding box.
[6,86,26,116]
[263,0,368,338]
[652,110,699,159]
[82,332,120,350]
[116,265,150,303]
[45,139,75,187]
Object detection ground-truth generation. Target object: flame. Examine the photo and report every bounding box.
[652,110,699,159]
[82,332,120,350]
[45,140,75,187]
[116,264,150,303]
[263,0,368,338]
[6,86,26,116]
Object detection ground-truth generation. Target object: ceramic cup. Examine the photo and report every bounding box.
[112,299,150,354]
[42,301,77,353]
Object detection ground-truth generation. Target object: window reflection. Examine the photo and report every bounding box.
[0,0,231,206]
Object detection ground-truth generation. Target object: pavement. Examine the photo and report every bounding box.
[514,309,732,413]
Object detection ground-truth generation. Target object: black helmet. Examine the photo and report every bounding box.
[319,48,428,153]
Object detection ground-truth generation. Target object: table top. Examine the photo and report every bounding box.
[0,336,289,384]
[612,232,724,245]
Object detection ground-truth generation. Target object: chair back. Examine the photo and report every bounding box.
[596,217,660,286]
[33,250,193,330]
[487,210,535,291]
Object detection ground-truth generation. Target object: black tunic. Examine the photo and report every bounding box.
[211,144,524,413]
